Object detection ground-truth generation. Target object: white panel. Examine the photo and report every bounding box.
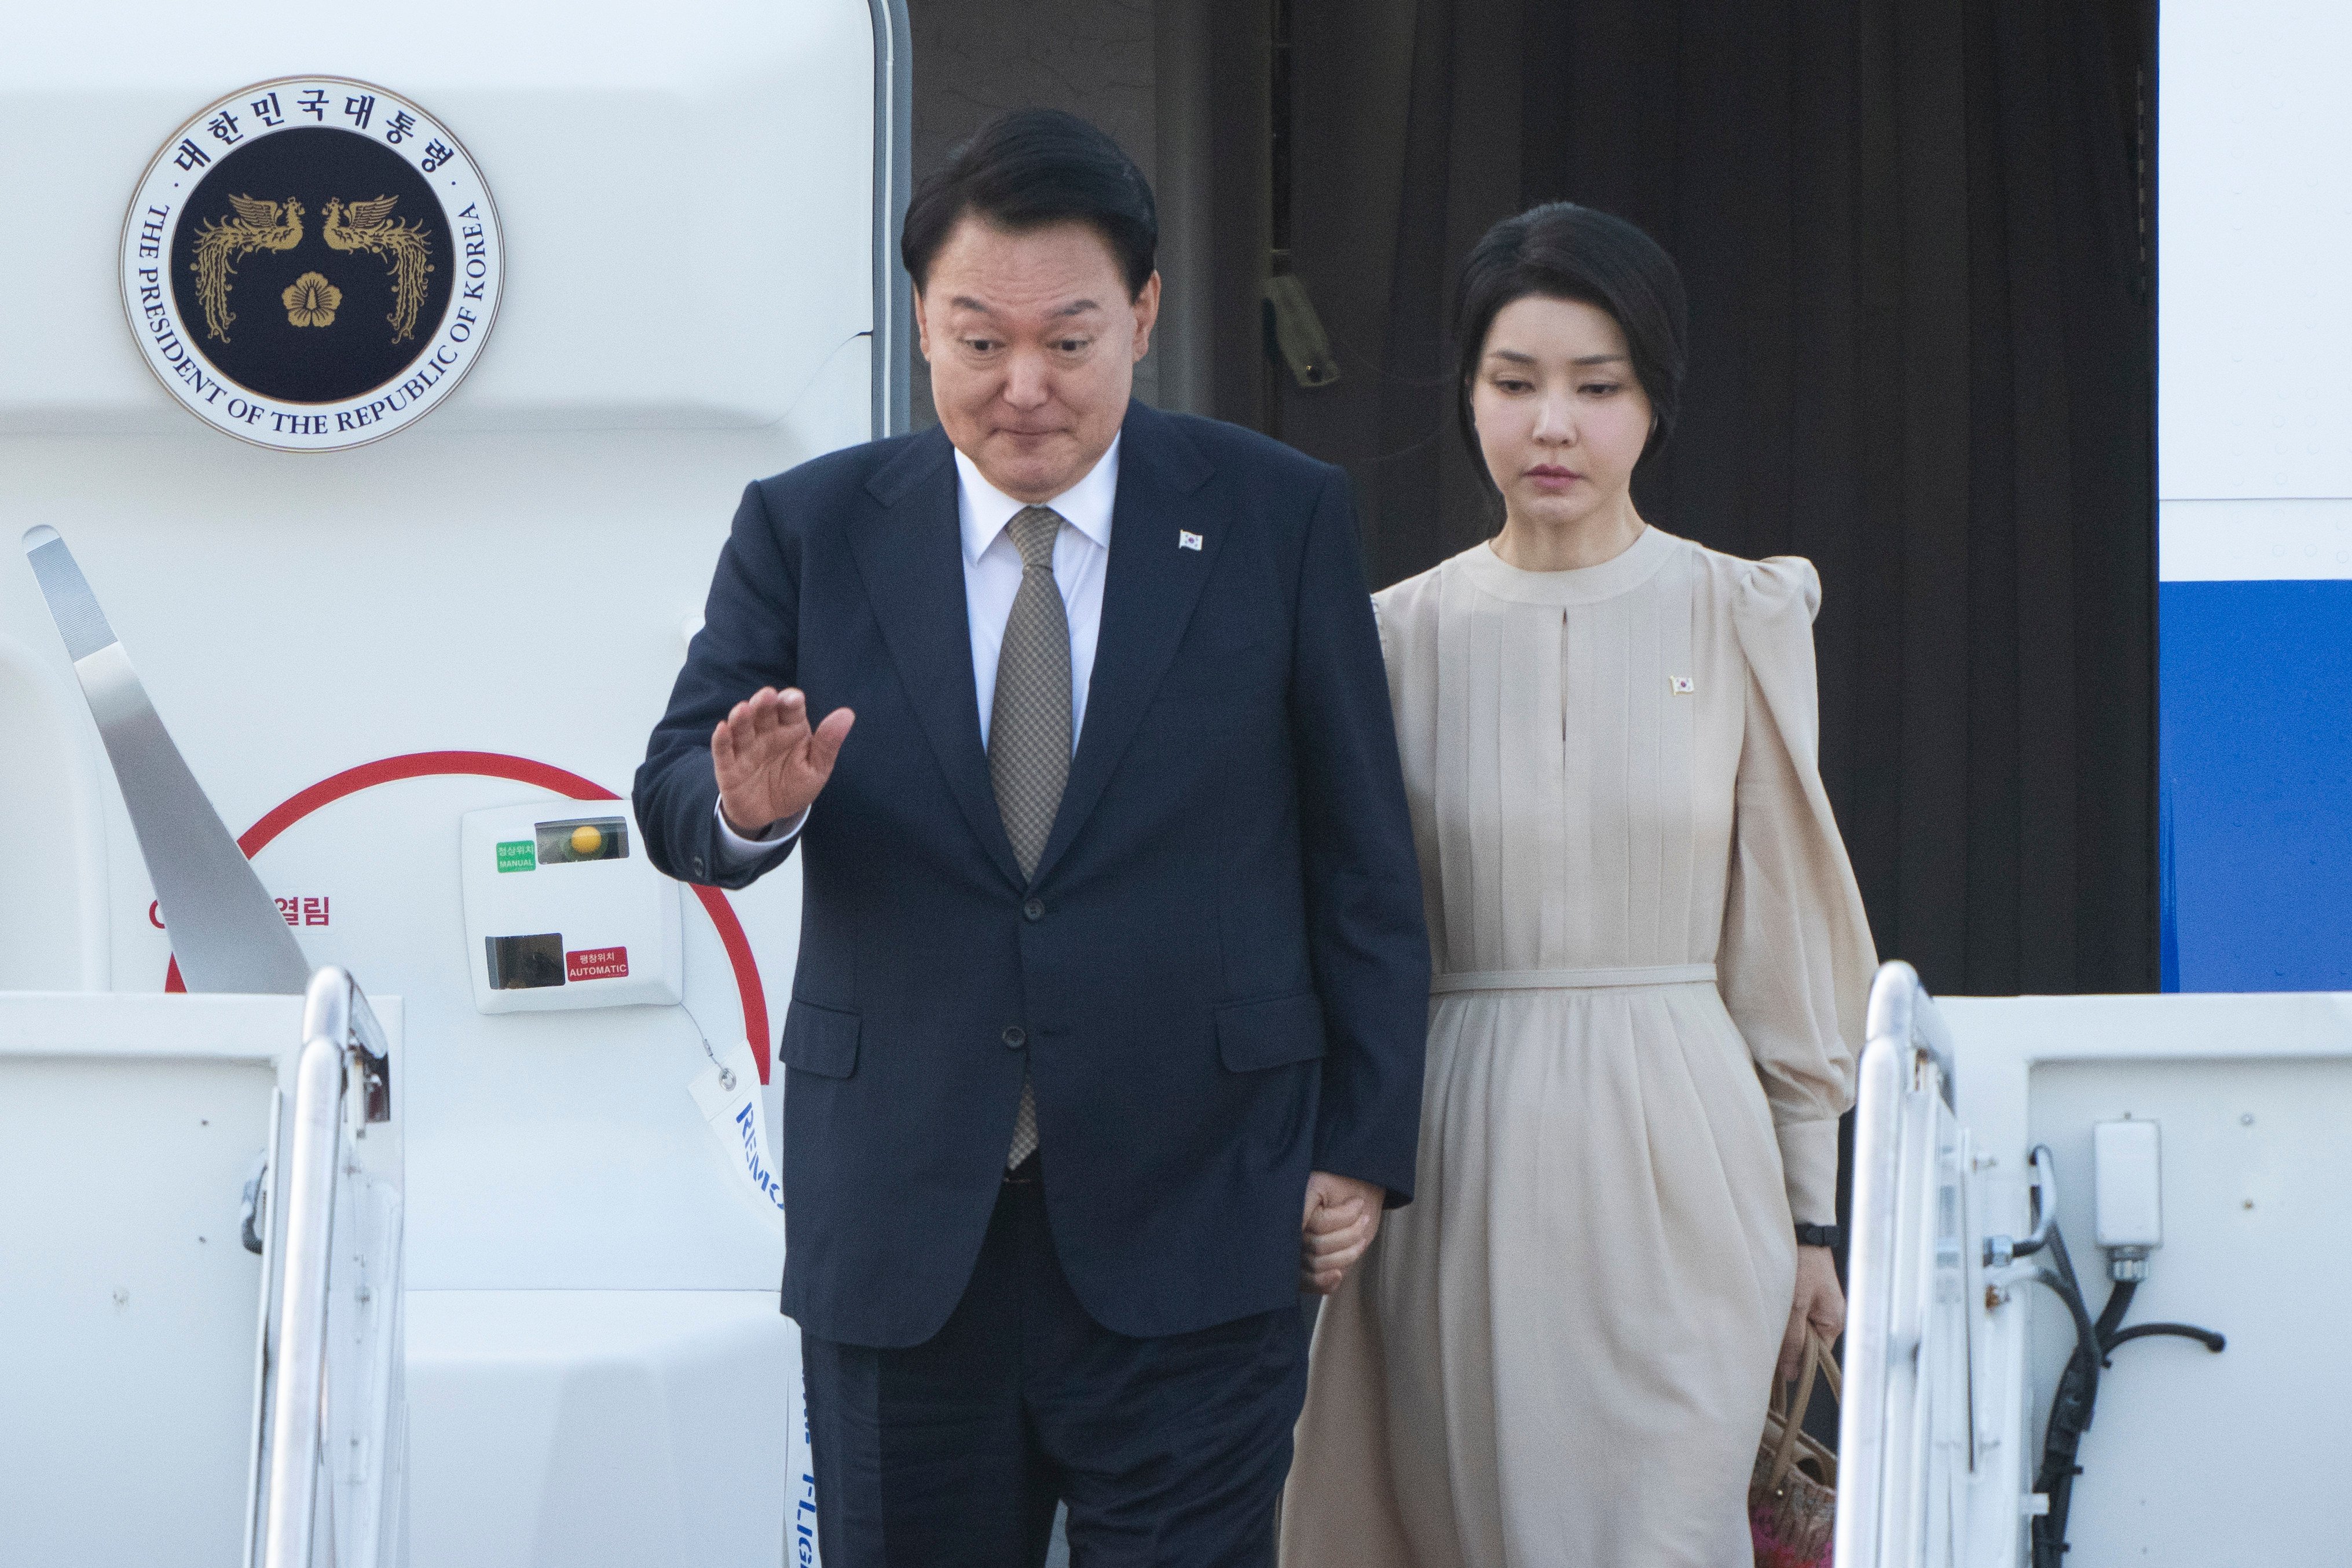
[405,1290,797,1568]
[1942,992,2352,1568]
[0,994,350,1567]
[0,1054,280,1566]
[2030,1058,2348,1566]
[2159,498,2352,580]
[2159,0,2352,500]
[0,0,873,431]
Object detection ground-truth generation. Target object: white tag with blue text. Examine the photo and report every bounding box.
[688,1035,783,1229]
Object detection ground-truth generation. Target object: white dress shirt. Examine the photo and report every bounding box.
[713,434,1121,863]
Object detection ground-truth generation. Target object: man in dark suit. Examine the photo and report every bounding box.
[635,108,1428,1567]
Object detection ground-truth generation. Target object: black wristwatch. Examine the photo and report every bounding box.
[1795,1223,1840,1249]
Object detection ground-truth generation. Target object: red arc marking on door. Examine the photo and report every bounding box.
[160,750,772,1082]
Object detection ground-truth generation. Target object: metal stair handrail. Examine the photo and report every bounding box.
[258,966,391,1568]
[1836,959,1958,1568]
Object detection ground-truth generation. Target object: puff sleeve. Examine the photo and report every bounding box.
[1718,557,1877,1224]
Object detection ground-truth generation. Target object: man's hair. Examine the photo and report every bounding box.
[901,108,1157,298]
[1453,203,1689,488]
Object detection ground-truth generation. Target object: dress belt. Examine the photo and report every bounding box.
[1428,963,1718,994]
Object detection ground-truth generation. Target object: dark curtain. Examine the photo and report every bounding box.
[1246,0,2157,1001]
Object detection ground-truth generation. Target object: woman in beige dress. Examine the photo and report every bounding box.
[1283,204,1877,1566]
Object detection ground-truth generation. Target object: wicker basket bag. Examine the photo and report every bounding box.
[1747,1331,1840,1568]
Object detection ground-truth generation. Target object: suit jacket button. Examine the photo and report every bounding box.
[1023,898,1045,921]
[1002,1026,1027,1049]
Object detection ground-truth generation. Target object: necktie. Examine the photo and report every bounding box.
[990,505,1071,1167]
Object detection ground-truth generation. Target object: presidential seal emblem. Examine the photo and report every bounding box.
[120,78,503,451]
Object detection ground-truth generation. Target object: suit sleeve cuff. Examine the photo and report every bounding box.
[712,800,807,869]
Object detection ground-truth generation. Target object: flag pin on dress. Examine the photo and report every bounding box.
[1178,530,1203,551]
[1669,676,1695,694]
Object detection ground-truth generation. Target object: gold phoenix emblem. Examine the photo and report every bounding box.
[283,272,342,328]
[190,195,305,342]
[323,196,435,342]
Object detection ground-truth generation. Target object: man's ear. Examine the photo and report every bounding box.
[1130,271,1163,361]
[912,287,932,362]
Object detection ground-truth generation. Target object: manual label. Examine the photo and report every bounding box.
[495,840,535,873]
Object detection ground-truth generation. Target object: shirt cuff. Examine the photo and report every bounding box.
[1777,1117,1841,1228]
[712,799,807,869]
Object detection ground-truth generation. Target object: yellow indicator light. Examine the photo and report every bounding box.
[570,823,605,857]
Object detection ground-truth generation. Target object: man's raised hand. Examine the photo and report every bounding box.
[712,687,856,836]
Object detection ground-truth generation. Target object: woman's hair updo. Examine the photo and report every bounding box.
[1453,203,1690,485]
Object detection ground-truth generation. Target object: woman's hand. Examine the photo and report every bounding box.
[1779,1244,1845,1384]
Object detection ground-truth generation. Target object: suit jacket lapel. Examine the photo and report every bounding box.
[1030,404,1218,885]
[849,429,1027,889]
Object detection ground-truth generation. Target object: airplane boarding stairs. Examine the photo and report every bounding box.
[0,968,406,1568]
[6,518,814,1566]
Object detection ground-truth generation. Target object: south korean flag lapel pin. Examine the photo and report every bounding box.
[1178,529,1204,552]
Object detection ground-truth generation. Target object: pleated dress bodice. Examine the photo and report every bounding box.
[1397,525,1740,978]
